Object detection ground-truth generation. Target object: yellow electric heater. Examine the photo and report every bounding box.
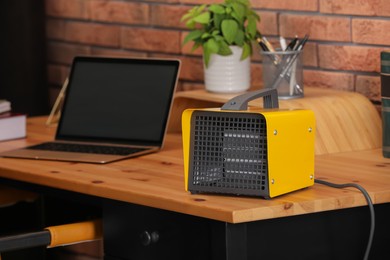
[182,89,315,198]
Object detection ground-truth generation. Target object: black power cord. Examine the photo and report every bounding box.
[315,179,375,260]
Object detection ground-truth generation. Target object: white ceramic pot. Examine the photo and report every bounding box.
[204,46,250,93]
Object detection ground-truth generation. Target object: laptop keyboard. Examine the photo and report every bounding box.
[28,142,146,156]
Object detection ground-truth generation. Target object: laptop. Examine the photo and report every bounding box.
[0,56,181,164]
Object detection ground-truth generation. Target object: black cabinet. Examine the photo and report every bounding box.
[103,200,212,260]
[103,200,390,260]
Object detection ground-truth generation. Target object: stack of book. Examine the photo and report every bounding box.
[0,99,26,141]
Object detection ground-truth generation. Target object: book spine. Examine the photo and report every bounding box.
[381,51,390,158]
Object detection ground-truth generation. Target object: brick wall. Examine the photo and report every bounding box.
[46,0,390,106]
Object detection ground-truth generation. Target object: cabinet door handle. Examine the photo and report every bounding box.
[140,231,160,246]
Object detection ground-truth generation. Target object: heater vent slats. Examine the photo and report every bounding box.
[188,111,269,197]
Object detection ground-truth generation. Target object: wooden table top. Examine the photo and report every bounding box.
[0,117,389,223]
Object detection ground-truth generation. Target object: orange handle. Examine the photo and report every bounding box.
[45,219,102,248]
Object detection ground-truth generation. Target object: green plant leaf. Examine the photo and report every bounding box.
[186,6,198,17]
[197,4,207,13]
[234,29,244,46]
[193,12,210,24]
[209,4,225,14]
[213,13,225,29]
[236,0,250,5]
[183,30,203,45]
[205,38,219,54]
[232,2,245,20]
[180,0,261,64]
[203,49,211,67]
[181,5,206,22]
[230,11,242,26]
[241,42,251,60]
[203,38,220,67]
[181,12,193,22]
[250,11,261,21]
[217,41,233,56]
[226,6,232,14]
[201,32,211,39]
[185,19,196,29]
[221,19,238,44]
[246,15,257,38]
[214,35,225,42]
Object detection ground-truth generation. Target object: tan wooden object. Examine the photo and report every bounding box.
[168,87,382,155]
[0,117,388,224]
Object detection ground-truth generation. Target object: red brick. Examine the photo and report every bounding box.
[353,19,390,45]
[252,0,318,11]
[47,42,91,64]
[65,22,120,47]
[47,64,70,85]
[356,75,381,102]
[89,0,149,25]
[251,44,263,62]
[258,11,278,36]
[175,81,184,92]
[318,45,382,72]
[179,0,223,4]
[91,48,148,58]
[302,43,318,68]
[250,63,263,89]
[280,14,351,42]
[303,70,354,91]
[45,0,89,19]
[49,87,61,107]
[151,5,190,29]
[121,27,181,54]
[320,0,390,16]
[147,53,204,82]
[46,19,66,40]
[179,56,204,81]
[148,53,183,62]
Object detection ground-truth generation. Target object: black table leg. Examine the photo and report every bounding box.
[211,222,247,260]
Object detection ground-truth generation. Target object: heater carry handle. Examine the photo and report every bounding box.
[221,88,279,111]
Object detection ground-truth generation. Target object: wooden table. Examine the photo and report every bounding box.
[0,116,389,259]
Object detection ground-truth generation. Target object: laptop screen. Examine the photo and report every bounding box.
[56,57,180,146]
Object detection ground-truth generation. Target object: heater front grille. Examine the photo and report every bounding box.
[188,111,269,197]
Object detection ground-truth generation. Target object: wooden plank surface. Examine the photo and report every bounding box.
[168,87,382,155]
[0,117,389,223]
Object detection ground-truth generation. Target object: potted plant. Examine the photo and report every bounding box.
[181,0,260,93]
